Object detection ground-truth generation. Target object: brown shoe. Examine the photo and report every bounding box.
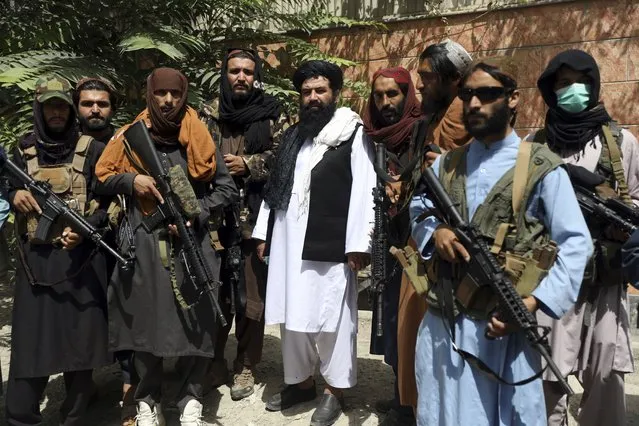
[230,366,255,401]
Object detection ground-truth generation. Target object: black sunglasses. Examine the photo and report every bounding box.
[458,86,511,103]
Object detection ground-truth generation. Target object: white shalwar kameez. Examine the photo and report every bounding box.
[253,124,376,389]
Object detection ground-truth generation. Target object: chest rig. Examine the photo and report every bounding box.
[426,141,563,320]
[534,123,632,287]
[17,135,93,244]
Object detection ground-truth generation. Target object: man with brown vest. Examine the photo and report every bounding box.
[5,75,111,425]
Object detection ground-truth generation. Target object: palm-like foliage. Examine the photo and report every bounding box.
[0,0,389,149]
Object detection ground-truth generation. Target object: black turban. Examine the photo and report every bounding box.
[537,49,611,151]
[292,60,343,93]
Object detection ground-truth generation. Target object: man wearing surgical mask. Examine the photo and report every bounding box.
[529,49,639,426]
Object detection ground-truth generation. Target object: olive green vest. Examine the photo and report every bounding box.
[426,140,564,319]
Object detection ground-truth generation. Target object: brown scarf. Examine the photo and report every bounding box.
[146,67,188,145]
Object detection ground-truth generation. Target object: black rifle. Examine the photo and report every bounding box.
[419,167,574,395]
[123,121,227,326]
[222,205,243,315]
[0,150,131,268]
[567,164,638,234]
[371,143,388,337]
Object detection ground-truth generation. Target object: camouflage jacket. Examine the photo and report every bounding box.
[200,99,291,238]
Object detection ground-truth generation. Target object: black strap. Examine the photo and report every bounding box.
[435,259,548,387]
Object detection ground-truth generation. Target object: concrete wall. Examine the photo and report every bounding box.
[308,0,639,137]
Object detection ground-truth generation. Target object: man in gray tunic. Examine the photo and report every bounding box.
[96,67,237,426]
[531,49,639,426]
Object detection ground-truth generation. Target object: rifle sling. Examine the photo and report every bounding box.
[15,219,98,287]
[435,259,548,388]
[602,125,632,205]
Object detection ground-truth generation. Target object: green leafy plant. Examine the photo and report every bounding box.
[0,0,388,150]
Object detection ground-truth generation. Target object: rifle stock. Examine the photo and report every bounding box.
[123,121,227,327]
[419,167,574,396]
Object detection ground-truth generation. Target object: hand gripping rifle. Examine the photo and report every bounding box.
[371,143,388,337]
[0,148,131,269]
[419,167,574,396]
[123,121,227,327]
[567,164,638,234]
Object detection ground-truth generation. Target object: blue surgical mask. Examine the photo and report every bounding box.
[555,83,591,114]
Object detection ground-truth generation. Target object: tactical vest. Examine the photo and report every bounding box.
[426,141,563,319]
[17,135,94,244]
[533,123,631,286]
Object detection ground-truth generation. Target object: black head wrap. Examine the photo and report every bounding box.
[263,61,345,212]
[25,98,79,162]
[537,49,611,151]
[218,48,282,154]
[292,60,343,93]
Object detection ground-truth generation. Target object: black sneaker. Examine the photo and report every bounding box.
[310,393,345,426]
[265,382,317,411]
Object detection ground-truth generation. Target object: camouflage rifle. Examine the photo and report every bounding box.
[123,121,227,326]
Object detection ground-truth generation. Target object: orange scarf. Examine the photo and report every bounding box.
[96,107,216,214]
[97,107,216,182]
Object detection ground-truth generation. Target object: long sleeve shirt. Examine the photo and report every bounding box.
[410,130,593,319]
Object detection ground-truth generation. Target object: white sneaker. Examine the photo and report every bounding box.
[135,401,159,426]
[180,399,204,426]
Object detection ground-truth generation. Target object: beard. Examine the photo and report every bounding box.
[463,100,511,141]
[79,115,110,131]
[298,99,337,140]
[231,87,252,105]
[379,99,405,126]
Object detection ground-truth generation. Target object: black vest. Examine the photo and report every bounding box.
[301,125,360,263]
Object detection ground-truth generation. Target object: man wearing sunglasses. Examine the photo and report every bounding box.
[409,57,592,426]
[531,49,639,426]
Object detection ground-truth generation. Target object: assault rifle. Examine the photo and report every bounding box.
[223,204,243,315]
[124,121,227,326]
[418,167,574,395]
[371,143,388,337]
[0,148,131,268]
[567,164,638,234]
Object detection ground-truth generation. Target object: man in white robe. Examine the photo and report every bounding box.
[252,60,376,426]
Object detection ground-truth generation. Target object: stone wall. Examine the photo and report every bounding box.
[307,0,639,137]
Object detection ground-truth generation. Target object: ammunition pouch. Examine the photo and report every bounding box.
[583,239,624,287]
[425,240,558,320]
[168,165,201,219]
[107,196,124,229]
[390,245,431,295]
[17,135,93,245]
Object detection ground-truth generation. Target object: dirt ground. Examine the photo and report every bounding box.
[0,282,637,425]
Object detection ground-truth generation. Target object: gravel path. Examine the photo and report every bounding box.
[0,281,636,425]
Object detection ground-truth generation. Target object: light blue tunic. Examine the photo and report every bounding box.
[410,131,593,426]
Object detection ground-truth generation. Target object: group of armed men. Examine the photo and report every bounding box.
[2,39,639,426]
